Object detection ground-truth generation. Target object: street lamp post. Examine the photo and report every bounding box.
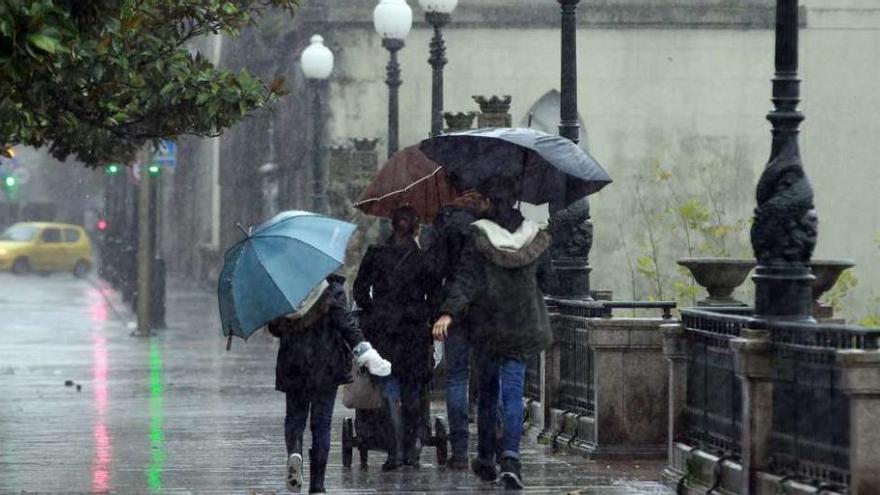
[374,0,413,159]
[751,0,817,321]
[419,0,458,137]
[301,34,335,214]
[550,0,594,301]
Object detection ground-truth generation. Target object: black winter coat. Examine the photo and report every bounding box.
[423,206,478,335]
[439,221,558,359]
[353,238,434,383]
[269,275,364,395]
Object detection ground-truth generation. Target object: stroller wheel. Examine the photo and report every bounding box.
[359,446,369,468]
[342,417,354,468]
[434,417,448,466]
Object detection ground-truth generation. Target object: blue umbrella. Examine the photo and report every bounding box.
[217,211,356,342]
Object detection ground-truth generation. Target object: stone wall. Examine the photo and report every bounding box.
[172,0,880,320]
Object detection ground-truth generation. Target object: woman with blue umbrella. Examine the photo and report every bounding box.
[218,211,392,493]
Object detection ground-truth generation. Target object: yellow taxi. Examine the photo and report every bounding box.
[0,222,94,277]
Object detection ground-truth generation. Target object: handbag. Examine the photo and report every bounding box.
[342,361,383,410]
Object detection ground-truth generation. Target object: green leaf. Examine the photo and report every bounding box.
[27,33,59,54]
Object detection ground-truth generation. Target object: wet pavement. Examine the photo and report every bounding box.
[0,273,668,494]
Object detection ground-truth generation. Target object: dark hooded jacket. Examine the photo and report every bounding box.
[439,213,557,358]
[353,237,434,383]
[269,275,364,394]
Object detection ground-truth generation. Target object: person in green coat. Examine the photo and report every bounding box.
[432,176,557,490]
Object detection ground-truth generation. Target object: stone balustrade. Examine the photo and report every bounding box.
[660,308,880,495]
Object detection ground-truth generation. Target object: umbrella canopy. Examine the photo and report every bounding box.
[354,145,458,223]
[217,211,356,340]
[419,127,612,207]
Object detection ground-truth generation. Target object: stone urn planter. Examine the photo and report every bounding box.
[677,258,757,307]
[810,259,855,320]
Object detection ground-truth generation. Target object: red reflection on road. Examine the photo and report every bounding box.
[89,289,111,493]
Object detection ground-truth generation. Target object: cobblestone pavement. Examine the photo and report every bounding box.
[0,273,669,494]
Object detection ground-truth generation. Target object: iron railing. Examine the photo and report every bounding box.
[546,298,676,415]
[681,308,751,458]
[681,307,880,489]
[764,320,880,487]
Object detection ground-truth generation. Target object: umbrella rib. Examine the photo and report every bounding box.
[353,166,445,207]
[251,234,349,264]
[250,237,342,309]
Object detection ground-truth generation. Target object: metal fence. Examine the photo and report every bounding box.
[545,298,676,415]
[766,320,880,487]
[681,307,880,489]
[681,308,751,458]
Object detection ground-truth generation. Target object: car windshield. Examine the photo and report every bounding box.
[0,224,39,242]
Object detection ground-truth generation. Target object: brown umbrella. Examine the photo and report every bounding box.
[354,144,458,223]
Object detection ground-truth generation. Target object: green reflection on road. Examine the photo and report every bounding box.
[148,340,165,492]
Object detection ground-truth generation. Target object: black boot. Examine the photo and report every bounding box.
[308,448,327,494]
[402,399,423,468]
[382,397,404,472]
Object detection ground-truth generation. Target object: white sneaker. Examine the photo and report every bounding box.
[286,453,303,492]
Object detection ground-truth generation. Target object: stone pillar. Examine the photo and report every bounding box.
[731,327,775,495]
[473,95,512,128]
[661,323,689,462]
[351,138,380,176]
[588,318,668,458]
[442,111,477,133]
[837,350,880,494]
[539,311,562,444]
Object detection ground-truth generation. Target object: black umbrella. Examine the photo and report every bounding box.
[419,127,612,208]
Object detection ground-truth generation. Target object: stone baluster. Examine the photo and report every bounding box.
[731,327,775,495]
[837,350,880,494]
[661,323,689,462]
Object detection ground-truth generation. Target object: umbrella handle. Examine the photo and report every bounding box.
[226,335,232,351]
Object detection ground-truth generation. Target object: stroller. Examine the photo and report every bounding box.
[340,312,448,468]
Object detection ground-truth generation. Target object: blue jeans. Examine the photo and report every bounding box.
[475,354,525,463]
[445,327,471,456]
[284,388,338,459]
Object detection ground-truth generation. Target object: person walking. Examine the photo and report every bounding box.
[432,177,557,490]
[423,191,489,469]
[268,274,391,493]
[354,206,434,471]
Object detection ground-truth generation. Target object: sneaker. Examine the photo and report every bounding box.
[470,458,498,483]
[446,455,469,470]
[499,457,524,490]
[286,453,303,492]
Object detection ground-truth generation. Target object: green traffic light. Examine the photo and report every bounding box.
[4,176,15,187]
[106,164,120,175]
[148,164,161,176]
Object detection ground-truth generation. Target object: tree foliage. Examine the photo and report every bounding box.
[0,0,299,167]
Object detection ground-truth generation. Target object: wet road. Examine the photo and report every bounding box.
[0,273,668,494]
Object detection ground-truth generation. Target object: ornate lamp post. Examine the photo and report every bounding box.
[751,0,817,321]
[301,34,335,214]
[418,0,458,137]
[374,0,413,159]
[550,0,594,301]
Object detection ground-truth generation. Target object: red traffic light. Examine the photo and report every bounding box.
[97,219,108,232]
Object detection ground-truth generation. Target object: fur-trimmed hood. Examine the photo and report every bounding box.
[471,219,551,268]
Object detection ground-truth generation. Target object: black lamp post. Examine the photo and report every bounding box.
[301,34,335,214]
[751,0,817,321]
[419,0,458,137]
[374,0,413,159]
[550,0,594,301]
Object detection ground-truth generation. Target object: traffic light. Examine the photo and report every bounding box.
[97,219,108,232]
[105,163,120,175]
[148,164,161,176]
[3,176,14,188]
